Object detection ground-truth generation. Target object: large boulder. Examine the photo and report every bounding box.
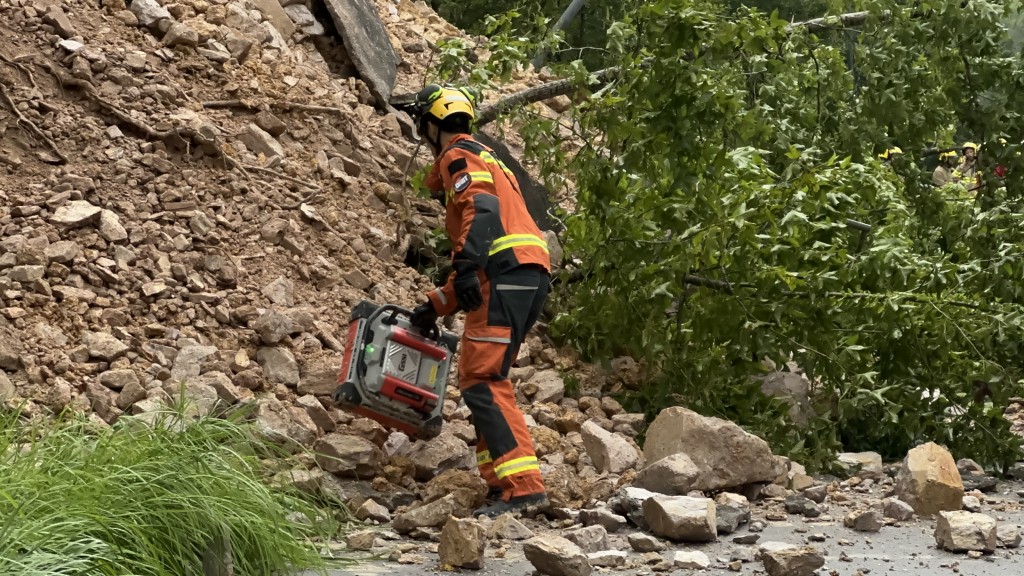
[894,442,963,516]
[641,406,786,491]
[641,495,717,543]
[934,511,997,553]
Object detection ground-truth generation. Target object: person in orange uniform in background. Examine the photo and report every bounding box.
[407,84,551,517]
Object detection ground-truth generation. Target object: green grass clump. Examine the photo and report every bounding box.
[0,402,337,576]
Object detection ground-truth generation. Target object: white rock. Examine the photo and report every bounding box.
[934,511,997,552]
[130,0,171,27]
[997,524,1022,549]
[587,550,626,568]
[672,550,710,569]
[580,420,640,474]
[760,545,825,576]
[51,200,102,228]
[642,495,717,543]
[98,210,127,242]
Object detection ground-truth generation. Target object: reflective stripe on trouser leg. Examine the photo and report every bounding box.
[459,284,545,499]
[475,444,500,489]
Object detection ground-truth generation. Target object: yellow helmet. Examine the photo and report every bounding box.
[939,150,958,161]
[962,142,979,152]
[414,84,477,124]
[878,146,903,160]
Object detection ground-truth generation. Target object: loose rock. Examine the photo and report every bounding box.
[313,434,384,478]
[642,495,717,543]
[761,545,825,576]
[563,525,608,554]
[895,442,964,516]
[438,517,486,570]
[587,551,626,568]
[997,524,1022,549]
[673,550,711,569]
[882,497,915,521]
[489,513,534,540]
[642,406,786,491]
[934,511,996,553]
[580,420,640,474]
[844,509,883,532]
[392,494,458,534]
[522,535,592,576]
[627,532,664,552]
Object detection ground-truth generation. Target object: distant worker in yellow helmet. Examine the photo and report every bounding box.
[878,146,903,164]
[953,142,980,192]
[932,150,958,187]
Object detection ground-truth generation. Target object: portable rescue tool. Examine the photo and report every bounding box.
[333,301,458,440]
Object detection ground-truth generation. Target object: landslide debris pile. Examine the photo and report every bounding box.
[0,0,608,514]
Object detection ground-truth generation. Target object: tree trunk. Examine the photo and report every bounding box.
[531,0,590,69]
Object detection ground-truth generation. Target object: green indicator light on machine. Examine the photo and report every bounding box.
[365,344,376,355]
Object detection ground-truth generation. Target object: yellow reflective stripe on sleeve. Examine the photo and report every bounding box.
[479,152,515,177]
[476,451,492,466]
[494,456,540,479]
[467,171,493,183]
[488,234,550,256]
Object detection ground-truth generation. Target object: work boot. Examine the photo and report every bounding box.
[473,492,550,519]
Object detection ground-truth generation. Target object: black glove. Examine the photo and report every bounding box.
[409,302,438,333]
[453,271,484,311]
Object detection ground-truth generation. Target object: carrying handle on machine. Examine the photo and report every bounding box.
[378,304,441,343]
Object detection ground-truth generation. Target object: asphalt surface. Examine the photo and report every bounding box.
[305,483,1024,576]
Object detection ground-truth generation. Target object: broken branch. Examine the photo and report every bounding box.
[0,78,67,164]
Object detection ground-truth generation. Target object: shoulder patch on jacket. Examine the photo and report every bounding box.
[447,157,468,176]
[453,173,471,193]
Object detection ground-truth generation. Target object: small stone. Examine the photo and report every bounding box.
[392,494,458,534]
[98,210,127,242]
[163,22,199,47]
[587,550,627,568]
[255,111,287,137]
[342,268,372,290]
[9,265,45,283]
[627,532,664,552]
[564,525,608,554]
[98,369,139,391]
[838,451,885,479]
[346,530,377,550]
[882,497,914,521]
[490,513,534,540]
[45,240,81,264]
[760,545,825,576]
[997,524,1021,549]
[733,533,760,545]
[130,0,171,27]
[672,550,711,569]
[313,433,383,478]
[240,123,285,160]
[83,332,129,362]
[580,420,640,474]
[262,276,294,306]
[254,311,294,345]
[844,509,883,532]
[355,499,390,523]
[962,495,982,512]
[522,535,592,576]
[579,507,627,533]
[438,517,486,570]
[51,200,102,228]
[802,484,827,503]
[785,495,820,518]
[642,495,717,543]
[256,347,299,386]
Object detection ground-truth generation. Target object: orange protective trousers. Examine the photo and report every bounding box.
[459,266,549,500]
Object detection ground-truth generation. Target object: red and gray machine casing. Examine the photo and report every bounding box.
[333,301,458,440]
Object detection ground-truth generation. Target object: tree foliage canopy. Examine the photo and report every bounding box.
[431,0,1024,471]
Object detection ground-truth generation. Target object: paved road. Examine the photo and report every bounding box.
[308,484,1024,576]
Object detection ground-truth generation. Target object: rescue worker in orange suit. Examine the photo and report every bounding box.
[406,84,551,517]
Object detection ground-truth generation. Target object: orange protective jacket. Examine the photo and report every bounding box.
[424,134,550,316]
